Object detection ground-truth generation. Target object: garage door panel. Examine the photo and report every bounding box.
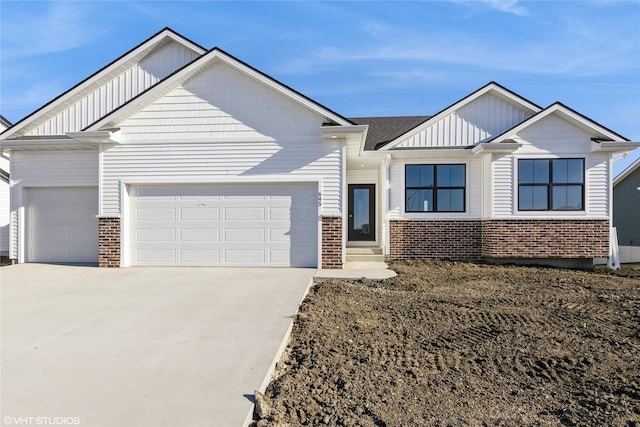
[131,183,318,267]
[27,187,98,263]
[136,208,175,221]
[224,228,265,242]
[180,207,220,221]
[224,207,264,221]
[180,249,220,263]
[180,229,220,242]
[137,229,176,242]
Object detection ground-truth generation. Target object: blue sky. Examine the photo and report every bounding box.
[1,0,639,174]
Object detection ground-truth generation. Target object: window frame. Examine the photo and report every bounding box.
[405,164,466,213]
[517,158,585,212]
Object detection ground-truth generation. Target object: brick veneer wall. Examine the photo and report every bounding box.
[321,216,343,269]
[388,220,483,261]
[98,216,121,268]
[388,218,609,262]
[482,219,609,259]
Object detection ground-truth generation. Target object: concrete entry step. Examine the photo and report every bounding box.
[346,247,383,255]
[346,254,385,262]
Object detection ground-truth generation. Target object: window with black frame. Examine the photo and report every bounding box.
[518,158,584,211]
[405,164,465,212]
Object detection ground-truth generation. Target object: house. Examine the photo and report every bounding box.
[1,28,638,269]
[0,114,11,259]
[613,158,640,263]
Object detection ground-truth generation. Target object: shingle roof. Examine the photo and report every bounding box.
[349,116,430,150]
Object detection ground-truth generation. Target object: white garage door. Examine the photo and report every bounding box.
[130,183,318,267]
[26,187,98,263]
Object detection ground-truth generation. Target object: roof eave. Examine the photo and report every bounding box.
[590,141,640,153]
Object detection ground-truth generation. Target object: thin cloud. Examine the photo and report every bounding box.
[478,0,529,16]
[1,1,102,59]
[449,0,529,16]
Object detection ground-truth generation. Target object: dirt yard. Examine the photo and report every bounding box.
[254,261,640,426]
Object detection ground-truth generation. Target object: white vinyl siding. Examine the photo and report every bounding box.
[488,113,611,218]
[102,140,342,216]
[516,115,593,154]
[26,42,200,136]
[492,155,515,216]
[102,61,344,216]
[9,151,98,259]
[491,154,609,218]
[118,62,327,141]
[397,93,534,148]
[388,158,482,219]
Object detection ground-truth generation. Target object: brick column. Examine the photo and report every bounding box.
[321,216,343,269]
[98,216,121,268]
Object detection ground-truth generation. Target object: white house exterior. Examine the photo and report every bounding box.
[0,115,11,258]
[2,29,638,268]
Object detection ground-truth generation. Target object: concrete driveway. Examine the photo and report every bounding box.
[0,264,315,427]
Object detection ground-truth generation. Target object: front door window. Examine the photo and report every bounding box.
[348,184,375,241]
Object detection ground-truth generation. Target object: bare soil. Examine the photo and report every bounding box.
[255,261,640,426]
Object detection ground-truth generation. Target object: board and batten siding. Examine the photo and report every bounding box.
[9,150,99,258]
[387,158,483,219]
[26,42,200,136]
[396,93,534,149]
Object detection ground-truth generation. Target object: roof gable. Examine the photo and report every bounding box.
[381,82,542,150]
[1,28,206,140]
[116,60,340,141]
[87,48,354,132]
[490,102,629,143]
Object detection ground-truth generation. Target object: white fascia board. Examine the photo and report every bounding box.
[471,142,522,155]
[0,139,98,151]
[1,29,205,140]
[591,141,640,153]
[388,149,474,159]
[67,130,121,144]
[380,82,542,151]
[321,125,369,139]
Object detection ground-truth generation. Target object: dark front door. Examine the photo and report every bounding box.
[348,184,375,242]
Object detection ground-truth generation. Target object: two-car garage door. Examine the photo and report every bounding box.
[130,183,318,267]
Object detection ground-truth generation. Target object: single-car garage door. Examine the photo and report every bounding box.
[26,187,98,263]
[130,183,318,267]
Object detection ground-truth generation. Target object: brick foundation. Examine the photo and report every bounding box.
[98,216,121,268]
[482,219,609,259]
[388,218,609,263]
[321,216,343,269]
[388,220,482,261]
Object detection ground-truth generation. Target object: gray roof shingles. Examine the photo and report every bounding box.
[348,116,430,150]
